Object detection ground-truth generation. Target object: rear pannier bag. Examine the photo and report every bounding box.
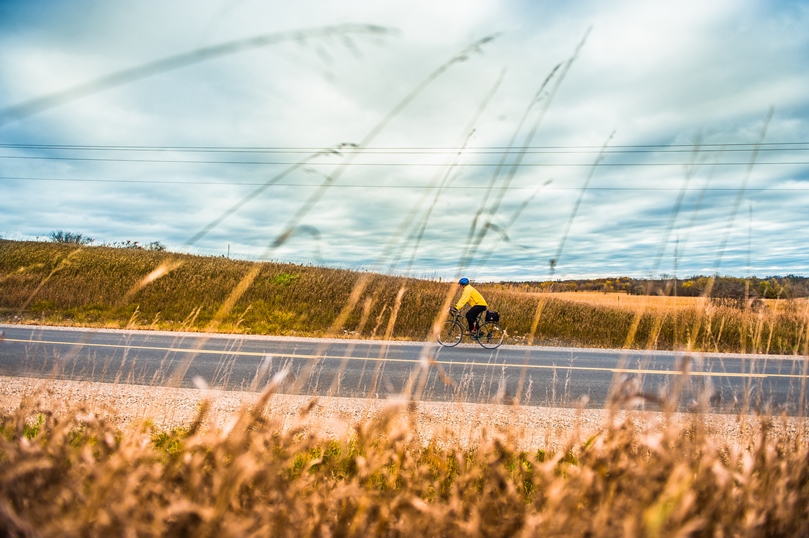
[485,310,500,322]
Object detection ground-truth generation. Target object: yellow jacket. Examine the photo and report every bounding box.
[455,284,488,310]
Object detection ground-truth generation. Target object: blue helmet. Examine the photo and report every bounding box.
[459,277,469,285]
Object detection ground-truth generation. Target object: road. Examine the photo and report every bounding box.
[2,324,808,413]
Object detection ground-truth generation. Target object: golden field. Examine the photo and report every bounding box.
[531,291,807,312]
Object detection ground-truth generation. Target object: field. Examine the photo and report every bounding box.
[530,291,808,313]
[535,291,707,310]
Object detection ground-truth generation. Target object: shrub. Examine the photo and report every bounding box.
[48,230,93,245]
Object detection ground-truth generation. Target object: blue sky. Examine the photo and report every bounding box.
[1,0,808,281]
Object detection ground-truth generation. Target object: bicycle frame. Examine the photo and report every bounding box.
[438,309,504,349]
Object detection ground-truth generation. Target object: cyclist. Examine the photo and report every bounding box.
[451,277,488,335]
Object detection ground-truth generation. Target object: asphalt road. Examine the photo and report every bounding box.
[2,324,808,414]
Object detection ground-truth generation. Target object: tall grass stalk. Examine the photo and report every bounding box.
[0,24,393,127]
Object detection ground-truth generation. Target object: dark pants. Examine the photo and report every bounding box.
[466,305,487,332]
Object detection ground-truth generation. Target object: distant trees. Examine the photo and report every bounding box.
[49,230,93,245]
[46,232,166,252]
[106,240,166,251]
[676,276,803,300]
[758,278,787,299]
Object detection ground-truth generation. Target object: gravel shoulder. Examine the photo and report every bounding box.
[4,376,807,451]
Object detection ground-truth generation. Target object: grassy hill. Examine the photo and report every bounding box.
[2,239,807,354]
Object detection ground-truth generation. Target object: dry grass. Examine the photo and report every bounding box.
[3,239,809,354]
[2,379,808,537]
[531,291,707,311]
[530,291,807,313]
[491,288,809,354]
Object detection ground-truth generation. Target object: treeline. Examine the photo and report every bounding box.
[501,275,809,300]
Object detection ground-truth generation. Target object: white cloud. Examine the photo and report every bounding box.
[1,0,808,280]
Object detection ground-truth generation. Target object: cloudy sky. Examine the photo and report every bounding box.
[1,0,808,281]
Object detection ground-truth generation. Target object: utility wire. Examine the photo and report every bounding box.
[1,155,806,166]
[2,175,807,190]
[1,142,807,152]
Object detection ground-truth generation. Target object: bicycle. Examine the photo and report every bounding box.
[438,308,505,349]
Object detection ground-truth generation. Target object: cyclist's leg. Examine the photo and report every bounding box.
[467,305,486,332]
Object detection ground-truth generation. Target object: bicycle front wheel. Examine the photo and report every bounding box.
[438,321,463,347]
[477,322,505,349]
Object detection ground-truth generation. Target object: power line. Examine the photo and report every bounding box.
[1,154,808,166]
[1,142,808,154]
[3,175,809,190]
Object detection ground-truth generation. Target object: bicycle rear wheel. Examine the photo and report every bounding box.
[477,322,505,349]
[438,321,463,347]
